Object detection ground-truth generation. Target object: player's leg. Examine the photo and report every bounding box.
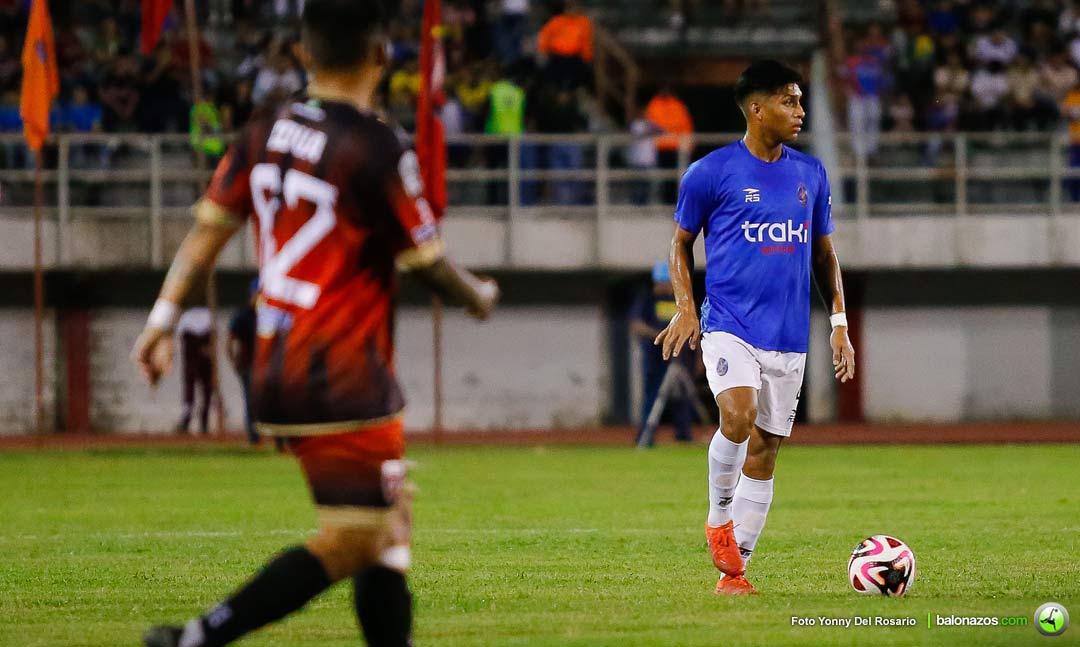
[143,424,409,647]
[709,387,763,595]
[142,539,340,647]
[239,372,258,444]
[197,355,213,435]
[731,350,806,571]
[353,493,414,647]
[177,337,194,433]
[700,332,761,579]
[300,424,414,647]
[731,425,782,569]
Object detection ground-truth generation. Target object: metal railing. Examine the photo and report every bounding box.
[2,130,1079,268]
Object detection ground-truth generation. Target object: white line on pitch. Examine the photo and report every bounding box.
[0,527,695,542]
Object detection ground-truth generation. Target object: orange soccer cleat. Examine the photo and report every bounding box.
[705,521,745,576]
[714,574,758,595]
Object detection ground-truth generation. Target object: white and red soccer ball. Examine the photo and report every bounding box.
[847,535,916,597]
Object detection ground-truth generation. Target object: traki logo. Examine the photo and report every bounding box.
[741,220,808,244]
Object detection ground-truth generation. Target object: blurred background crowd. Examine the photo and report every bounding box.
[5,1,1080,186]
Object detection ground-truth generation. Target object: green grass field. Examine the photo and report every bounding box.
[1,443,1077,647]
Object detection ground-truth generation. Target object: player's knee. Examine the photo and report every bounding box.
[719,405,757,442]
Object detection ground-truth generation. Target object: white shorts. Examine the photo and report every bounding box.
[700,331,807,437]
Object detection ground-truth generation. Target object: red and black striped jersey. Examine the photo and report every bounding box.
[197,97,443,434]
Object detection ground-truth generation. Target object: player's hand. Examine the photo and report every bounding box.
[131,326,175,388]
[466,277,500,320]
[831,326,855,383]
[654,308,700,360]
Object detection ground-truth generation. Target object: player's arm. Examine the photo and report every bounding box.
[407,257,499,320]
[131,215,241,387]
[654,223,700,360]
[386,146,498,319]
[811,233,855,383]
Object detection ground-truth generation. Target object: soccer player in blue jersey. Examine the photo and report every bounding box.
[653,60,856,595]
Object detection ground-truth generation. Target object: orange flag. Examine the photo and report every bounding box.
[20,0,59,153]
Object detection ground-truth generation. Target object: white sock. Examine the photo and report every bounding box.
[706,429,747,527]
[732,474,774,566]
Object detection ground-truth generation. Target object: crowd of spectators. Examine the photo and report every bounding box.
[842,0,1080,159]
[0,0,607,141]
[0,0,698,207]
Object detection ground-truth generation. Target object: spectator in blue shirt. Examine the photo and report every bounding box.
[63,85,104,169]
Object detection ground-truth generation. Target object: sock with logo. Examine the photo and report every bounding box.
[354,565,413,647]
[732,474,774,566]
[175,545,332,647]
[706,428,748,527]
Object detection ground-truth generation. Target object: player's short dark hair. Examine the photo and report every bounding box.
[734,60,804,106]
[301,0,393,70]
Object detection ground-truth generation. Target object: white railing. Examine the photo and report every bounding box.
[2,131,1079,268]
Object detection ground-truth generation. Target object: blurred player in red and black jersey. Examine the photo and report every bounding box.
[131,2,499,645]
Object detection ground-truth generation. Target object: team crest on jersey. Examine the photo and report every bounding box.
[797,183,808,207]
[716,357,728,376]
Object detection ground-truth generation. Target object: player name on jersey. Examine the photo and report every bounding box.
[267,118,328,164]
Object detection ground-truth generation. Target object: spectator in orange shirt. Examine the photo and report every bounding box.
[645,85,694,203]
[538,0,593,90]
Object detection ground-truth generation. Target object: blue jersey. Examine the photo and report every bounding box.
[674,140,834,353]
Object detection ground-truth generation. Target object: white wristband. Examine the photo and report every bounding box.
[830,312,848,329]
[147,299,181,331]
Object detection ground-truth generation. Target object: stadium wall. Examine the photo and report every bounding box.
[0,303,608,434]
[1,270,1078,434]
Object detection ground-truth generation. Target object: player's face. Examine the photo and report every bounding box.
[764,84,805,142]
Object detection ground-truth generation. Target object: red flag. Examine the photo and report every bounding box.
[417,0,447,220]
[19,0,59,153]
[142,0,175,55]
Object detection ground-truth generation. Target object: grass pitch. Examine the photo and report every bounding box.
[1,443,1077,647]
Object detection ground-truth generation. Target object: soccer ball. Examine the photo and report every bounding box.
[847,535,916,597]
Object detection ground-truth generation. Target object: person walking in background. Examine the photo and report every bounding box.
[176,306,214,435]
[645,85,693,203]
[227,283,257,445]
[631,261,694,445]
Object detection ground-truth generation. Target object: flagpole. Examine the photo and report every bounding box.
[419,0,447,443]
[182,0,226,437]
[33,150,45,436]
[21,0,57,438]
[432,296,443,443]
